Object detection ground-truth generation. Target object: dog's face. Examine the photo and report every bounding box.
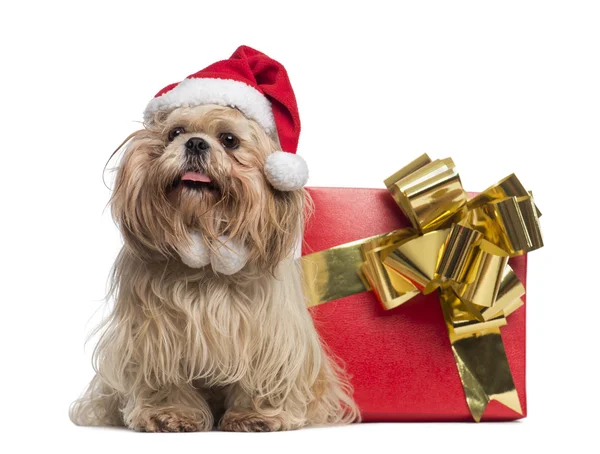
[111,105,304,271]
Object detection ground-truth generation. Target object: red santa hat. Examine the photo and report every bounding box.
[143,45,308,191]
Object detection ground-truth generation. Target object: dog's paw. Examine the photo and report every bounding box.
[130,410,209,433]
[218,410,284,432]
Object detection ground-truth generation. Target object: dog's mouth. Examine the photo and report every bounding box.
[172,170,220,192]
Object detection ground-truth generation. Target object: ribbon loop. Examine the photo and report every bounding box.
[385,154,468,233]
[467,174,543,255]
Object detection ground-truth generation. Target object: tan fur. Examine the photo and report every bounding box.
[70,105,359,431]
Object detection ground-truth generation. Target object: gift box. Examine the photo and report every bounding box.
[302,183,531,422]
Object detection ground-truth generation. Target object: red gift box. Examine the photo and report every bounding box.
[303,187,527,422]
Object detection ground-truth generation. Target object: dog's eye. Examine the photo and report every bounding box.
[219,133,240,150]
[168,127,185,142]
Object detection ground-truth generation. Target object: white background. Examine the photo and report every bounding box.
[1,1,597,452]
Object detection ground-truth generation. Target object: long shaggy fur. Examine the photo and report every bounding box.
[70,105,359,431]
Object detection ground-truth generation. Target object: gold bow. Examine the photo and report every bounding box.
[302,154,543,421]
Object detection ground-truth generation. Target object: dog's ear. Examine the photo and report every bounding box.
[230,134,309,271]
[248,188,308,272]
[110,131,185,259]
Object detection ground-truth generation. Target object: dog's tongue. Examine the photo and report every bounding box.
[181,171,211,183]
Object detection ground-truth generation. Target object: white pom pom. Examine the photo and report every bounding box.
[179,231,211,268]
[210,236,249,275]
[264,151,308,191]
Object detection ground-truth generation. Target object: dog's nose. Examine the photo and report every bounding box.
[185,137,210,156]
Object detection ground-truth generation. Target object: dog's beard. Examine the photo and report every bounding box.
[110,105,305,272]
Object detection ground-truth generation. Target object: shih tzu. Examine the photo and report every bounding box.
[69,46,359,432]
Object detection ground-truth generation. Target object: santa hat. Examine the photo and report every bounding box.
[143,45,308,191]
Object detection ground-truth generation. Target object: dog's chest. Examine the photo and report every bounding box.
[172,277,269,382]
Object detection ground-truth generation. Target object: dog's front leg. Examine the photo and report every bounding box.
[122,382,213,432]
[218,385,304,432]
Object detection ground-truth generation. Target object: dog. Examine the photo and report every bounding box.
[70,46,359,432]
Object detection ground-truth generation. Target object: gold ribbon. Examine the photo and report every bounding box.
[302,154,543,421]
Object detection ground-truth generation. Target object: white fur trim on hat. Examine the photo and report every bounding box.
[178,231,211,268]
[264,151,308,191]
[211,236,249,275]
[144,78,275,133]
